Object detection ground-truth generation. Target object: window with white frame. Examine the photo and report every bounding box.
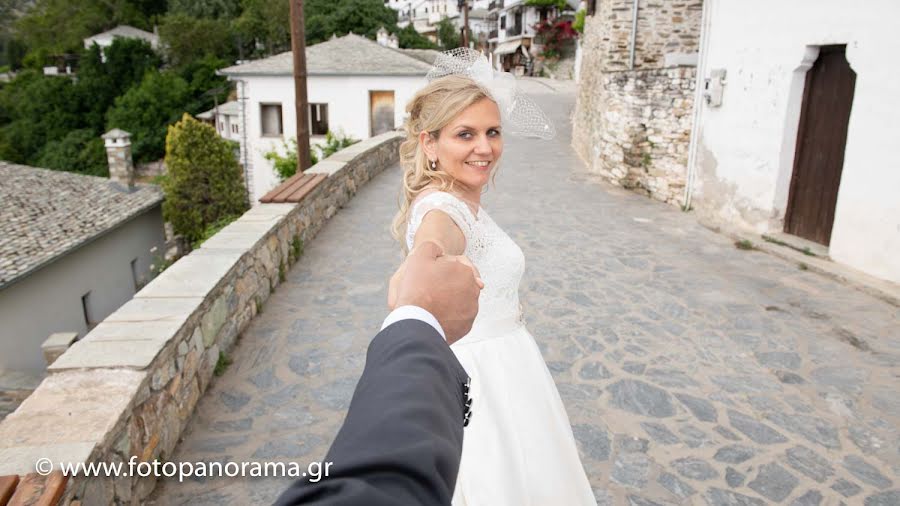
[260,103,283,136]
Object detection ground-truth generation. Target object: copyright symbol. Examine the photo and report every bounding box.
[35,457,53,476]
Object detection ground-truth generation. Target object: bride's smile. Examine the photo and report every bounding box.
[423,97,503,201]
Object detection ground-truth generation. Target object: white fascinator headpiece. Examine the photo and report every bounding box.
[426,47,556,140]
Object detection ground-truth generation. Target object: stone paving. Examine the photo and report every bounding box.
[151,79,900,505]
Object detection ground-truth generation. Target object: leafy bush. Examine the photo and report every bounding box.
[533,19,577,58]
[437,17,460,50]
[396,24,438,49]
[573,9,586,35]
[264,130,359,181]
[265,138,317,181]
[35,128,108,176]
[162,113,248,245]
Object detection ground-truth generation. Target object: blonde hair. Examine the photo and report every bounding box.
[390,74,500,253]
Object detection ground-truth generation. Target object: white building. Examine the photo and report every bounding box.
[83,25,160,52]
[197,101,241,142]
[219,34,431,203]
[687,0,900,282]
[393,0,492,44]
[488,0,577,74]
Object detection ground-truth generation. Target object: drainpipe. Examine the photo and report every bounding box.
[682,0,714,210]
[238,79,252,206]
[629,0,639,69]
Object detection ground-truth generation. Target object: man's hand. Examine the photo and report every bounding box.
[388,242,484,344]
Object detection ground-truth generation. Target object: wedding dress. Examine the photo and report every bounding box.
[407,191,597,506]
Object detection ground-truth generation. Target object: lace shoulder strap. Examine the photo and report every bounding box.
[406,191,475,252]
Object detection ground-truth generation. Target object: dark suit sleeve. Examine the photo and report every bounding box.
[274,319,469,506]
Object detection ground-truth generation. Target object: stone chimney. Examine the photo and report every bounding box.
[376,26,389,47]
[102,128,135,190]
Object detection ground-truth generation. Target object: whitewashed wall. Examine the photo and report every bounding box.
[691,0,900,282]
[235,74,427,203]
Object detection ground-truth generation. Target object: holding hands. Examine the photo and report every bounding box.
[388,241,484,344]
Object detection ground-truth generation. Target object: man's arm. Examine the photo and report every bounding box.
[274,319,469,506]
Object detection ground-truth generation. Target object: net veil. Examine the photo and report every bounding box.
[426,47,556,140]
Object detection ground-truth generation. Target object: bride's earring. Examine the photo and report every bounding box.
[430,159,437,170]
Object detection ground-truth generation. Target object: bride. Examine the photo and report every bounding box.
[391,50,597,505]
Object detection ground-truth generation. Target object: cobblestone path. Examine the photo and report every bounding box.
[152,80,900,505]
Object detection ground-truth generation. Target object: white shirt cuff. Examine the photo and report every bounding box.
[381,305,446,341]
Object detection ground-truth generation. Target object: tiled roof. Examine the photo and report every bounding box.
[84,25,159,44]
[0,162,163,289]
[197,101,240,120]
[394,48,442,65]
[220,33,432,77]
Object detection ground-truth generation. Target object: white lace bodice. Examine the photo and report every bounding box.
[406,191,525,330]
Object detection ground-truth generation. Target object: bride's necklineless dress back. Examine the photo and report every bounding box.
[407,190,597,506]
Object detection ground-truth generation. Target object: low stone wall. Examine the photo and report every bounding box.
[0,131,403,504]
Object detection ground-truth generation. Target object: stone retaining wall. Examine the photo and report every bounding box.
[575,67,696,205]
[573,0,702,206]
[0,131,403,504]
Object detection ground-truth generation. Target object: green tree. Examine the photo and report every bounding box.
[35,128,107,176]
[14,0,161,65]
[168,0,242,19]
[179,54,231,114]
[436,17,460,50]
[303,0,398,45]
[232,0,291,57]
[159,13,236,69]
[0,69,80,163]
[106,70,191,163]
[396,24,438,50]
[162,113,249,244]
[74,39,161,133]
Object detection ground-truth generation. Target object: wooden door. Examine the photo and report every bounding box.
[369,90,395,137]
[784,45,856,245]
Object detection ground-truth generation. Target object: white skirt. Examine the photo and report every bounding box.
[450,316,597,506]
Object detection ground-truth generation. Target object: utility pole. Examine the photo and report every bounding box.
[290,0,312,172]
[459,0,470,48]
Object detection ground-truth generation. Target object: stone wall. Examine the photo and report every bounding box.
[573,0,702,206]
[0,131,403,504]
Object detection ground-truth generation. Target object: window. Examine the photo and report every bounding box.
[231,123,239,134]
[309,103,329,136]
[260,103,283,136]
[588,0,597,15]
[219,121,225,132]
[81,292,95,329]
[500,15,506,29]
[130,258,140,292]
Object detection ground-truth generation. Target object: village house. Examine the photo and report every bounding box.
[83,24,160,51]
[219,33,433,203]
[197,100,242,143]
[0,129,165,374]
[574,0,900,283]
[393,0,493,47]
